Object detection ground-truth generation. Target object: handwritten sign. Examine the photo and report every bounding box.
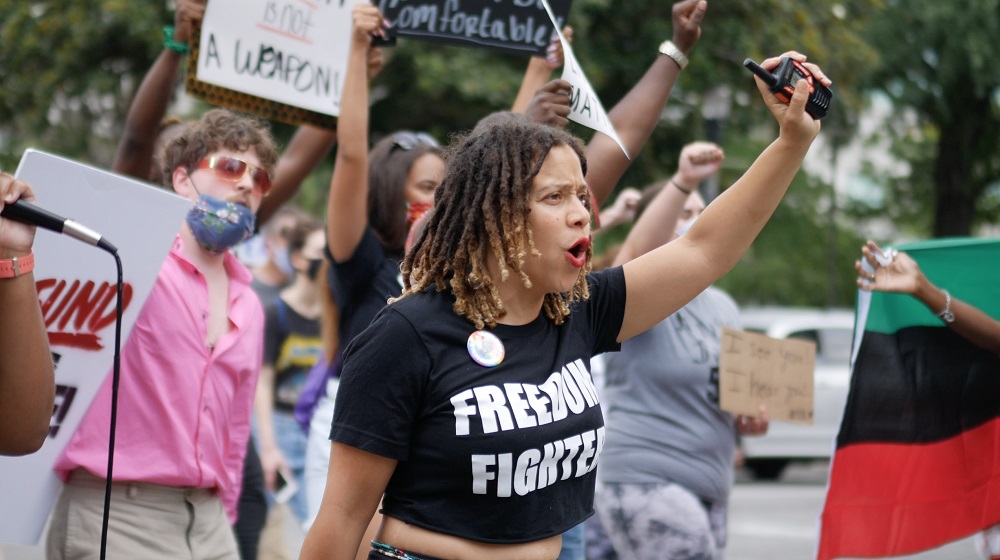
[539,0,628,158]
[376,0,572,56]
[0,150,191,545]
[719,328,816,425]
[193,0,362,122]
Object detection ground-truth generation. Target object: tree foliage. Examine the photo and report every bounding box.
[0,1,169,169]
[859,0,1000,237]
[0,0,887,307]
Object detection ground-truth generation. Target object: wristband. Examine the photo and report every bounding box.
[0,251,35,278]
[671,180,692,195]
[658,40,689,70]
[163,25,189,55]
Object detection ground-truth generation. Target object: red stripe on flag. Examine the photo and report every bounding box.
[818,418,1000,559]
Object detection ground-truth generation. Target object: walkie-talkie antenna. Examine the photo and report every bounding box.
[743,59,778,88]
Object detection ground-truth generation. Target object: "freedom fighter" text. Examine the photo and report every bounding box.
[449,359,600,435]
[471,427,605,497]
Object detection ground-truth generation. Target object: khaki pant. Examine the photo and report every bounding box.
[47,470,239,560]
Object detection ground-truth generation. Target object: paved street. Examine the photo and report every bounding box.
[728,460,977,560]
[2,461,981,559]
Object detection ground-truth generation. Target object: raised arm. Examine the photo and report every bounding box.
[586,0,706,207]
[617,52,828,342]
[259,47,384,226]
[112,0,205,179]
[512,27,571,114]
[612,141,723,265]
[594,187,641,232]
[857,241,1000,358]
[326,4,381,262]
[257,126,337,226]
[0,174,55,455]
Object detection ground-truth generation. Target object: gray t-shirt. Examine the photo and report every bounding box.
[597,286,740,502]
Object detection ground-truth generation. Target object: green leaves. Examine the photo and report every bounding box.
[3,0,996,304]
[0,0,167,167]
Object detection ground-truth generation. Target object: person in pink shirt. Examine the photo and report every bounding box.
[48,108,279,560]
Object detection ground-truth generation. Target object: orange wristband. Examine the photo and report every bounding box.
[0,251,35,278]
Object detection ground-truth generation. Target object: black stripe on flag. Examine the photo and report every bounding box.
[837,325,1000,447]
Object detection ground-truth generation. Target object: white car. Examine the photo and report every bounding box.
[736,307,856,480]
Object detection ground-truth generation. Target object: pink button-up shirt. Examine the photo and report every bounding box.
[56,235,264,522]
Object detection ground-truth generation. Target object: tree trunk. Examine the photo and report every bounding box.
[932,96,991,238]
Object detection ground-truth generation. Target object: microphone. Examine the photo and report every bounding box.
[1,198,118,253]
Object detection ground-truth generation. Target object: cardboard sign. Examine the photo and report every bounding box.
[189,0,363,126]
[719,327,816,424]
[0,150,191,545]
[375,0,573,56]
[539,0,628,158]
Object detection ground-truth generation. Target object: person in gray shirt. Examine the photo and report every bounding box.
[594,143,770,560]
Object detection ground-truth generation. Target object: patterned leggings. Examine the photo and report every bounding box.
[593,481,727,560]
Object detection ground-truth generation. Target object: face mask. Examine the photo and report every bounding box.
[186,194,256,254]
[306,258,323,281]
[406,201,432,231]
[274,247,295,278]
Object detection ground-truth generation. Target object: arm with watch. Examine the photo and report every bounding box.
[584,0,707,208]
[0,173,56,456]
[857,240,1000,358]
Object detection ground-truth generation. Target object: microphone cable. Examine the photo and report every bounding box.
[97,247,123,560]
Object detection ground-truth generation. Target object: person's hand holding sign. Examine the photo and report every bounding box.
[512,25,573,116]
[353,3,388,48]
[544,26,573,69]
[523,79,573,128]
[172,0,207,46]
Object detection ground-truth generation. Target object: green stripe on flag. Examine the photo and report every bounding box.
[863,238,1000,335]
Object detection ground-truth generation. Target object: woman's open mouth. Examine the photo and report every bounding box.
[565,237,591,268]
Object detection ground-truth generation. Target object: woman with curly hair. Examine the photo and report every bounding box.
[302,28,828,560]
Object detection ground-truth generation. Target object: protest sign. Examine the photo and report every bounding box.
[719,327,816,424]
[188,0,363,127]
[0,150,191,545]
[539,0,628,157]
[375,0,572,56]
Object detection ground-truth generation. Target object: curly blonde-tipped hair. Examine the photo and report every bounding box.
[393,112,593,329]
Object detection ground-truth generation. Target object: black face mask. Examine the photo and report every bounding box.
[307,258,323,281]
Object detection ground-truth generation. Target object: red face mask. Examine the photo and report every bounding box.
[406,202,432,231]
[405,203,433,253]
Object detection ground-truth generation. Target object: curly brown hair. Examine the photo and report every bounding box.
[158,109,280,190]
[394,112,592,329]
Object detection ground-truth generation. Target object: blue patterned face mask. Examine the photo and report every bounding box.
[186,194,256,254]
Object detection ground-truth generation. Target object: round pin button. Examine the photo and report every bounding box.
[467,330,505,367]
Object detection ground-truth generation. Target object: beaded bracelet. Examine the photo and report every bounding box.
[163,25,189,55]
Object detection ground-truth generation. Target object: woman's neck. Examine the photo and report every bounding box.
[493,275,545,326]
[280,276,321,319]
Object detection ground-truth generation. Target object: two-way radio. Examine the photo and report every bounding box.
[744,57,832,119]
